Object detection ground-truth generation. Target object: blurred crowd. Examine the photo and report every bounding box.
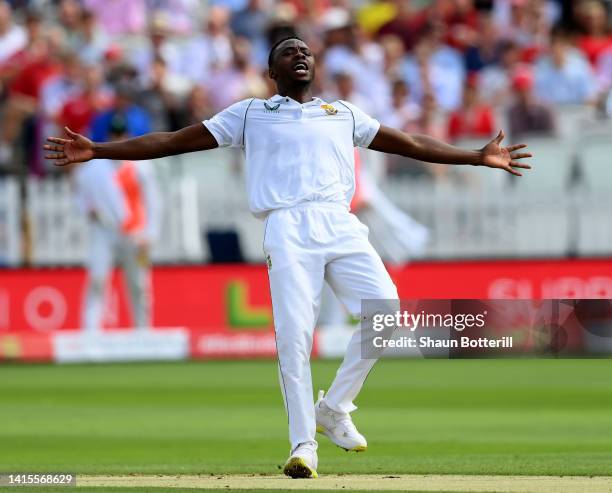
[1,0,612,180]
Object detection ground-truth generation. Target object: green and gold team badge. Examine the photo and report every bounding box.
[266,254,272,269]
[321,103,338,115]
[264,102,281,113]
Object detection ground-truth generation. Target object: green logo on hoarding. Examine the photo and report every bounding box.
[226,280,272,328]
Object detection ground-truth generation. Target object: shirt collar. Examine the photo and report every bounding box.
[269,94,325,106]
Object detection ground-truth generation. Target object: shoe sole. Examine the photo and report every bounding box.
[283,457,318,479]
[316,424,367,452]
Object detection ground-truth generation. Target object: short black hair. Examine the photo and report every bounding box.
[267,36,305,69]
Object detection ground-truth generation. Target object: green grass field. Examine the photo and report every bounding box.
[1,359,611,491]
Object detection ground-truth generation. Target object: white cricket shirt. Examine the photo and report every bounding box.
[202,94,380,218]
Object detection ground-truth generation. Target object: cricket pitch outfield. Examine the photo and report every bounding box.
[2,359,611,493]
[76,473,612,492]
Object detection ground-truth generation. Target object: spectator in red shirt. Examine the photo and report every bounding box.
[447,76,496,142]
[575,0,612,66]
[0,8,45,91]
[58,64,113,136]
[0,14,63,169]
[433,0,480,51]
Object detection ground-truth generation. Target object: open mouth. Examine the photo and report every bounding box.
[292,62,309,75]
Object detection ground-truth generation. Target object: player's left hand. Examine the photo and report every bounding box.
[480,130,532,176]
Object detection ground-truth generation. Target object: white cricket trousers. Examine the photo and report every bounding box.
[82,222,152,331]
[263,202,398,450]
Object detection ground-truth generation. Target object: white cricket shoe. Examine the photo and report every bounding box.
[315,390,367,452]
[283,441,318,479]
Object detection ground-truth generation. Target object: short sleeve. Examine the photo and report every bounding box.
[202,98,254,148]
[340,100,381,148]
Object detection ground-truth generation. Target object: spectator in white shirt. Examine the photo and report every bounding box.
[322,8,390,114]
[129,14,184,84]
[206,36,268,112]
[534,26,598,105]
[180,6,233,85]
[402,22,466,112]
[379,78,420,131]
[74,9,108,66]
[478,40,522,106]
[0,0,26,63]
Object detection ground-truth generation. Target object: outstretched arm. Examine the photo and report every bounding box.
[369,126,532,176]
[44,124,219,166]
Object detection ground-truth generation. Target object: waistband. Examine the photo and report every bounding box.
[267,201,350,216]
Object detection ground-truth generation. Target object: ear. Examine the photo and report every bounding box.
[268,68,277,80]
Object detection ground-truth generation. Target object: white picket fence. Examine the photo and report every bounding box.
[0,139,611,266]
[0,179,20,266]
[25,169,203,265]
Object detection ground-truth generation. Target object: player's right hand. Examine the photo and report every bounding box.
[44,127,95,166]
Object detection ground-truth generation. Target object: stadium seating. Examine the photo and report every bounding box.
[575,134,612,255]
[577,135,612,189]
[507,137,576,192]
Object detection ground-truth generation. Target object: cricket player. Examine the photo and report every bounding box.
[45,37,531,478]
[73,117,160,331]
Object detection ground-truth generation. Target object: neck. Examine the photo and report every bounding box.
[276,84,313,103]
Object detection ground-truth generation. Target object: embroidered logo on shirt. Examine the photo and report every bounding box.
[321,104,338,115]
[264,102,281,113]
